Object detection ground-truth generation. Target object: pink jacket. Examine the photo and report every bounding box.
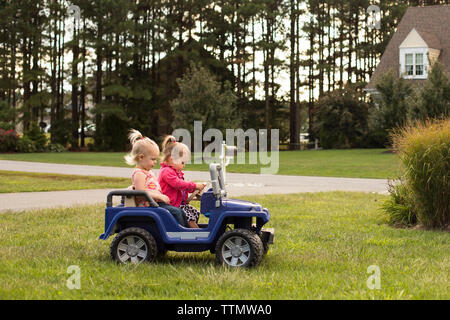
[158,163,196,207]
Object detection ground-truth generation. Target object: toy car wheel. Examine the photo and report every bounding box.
[252,227,270,255]
[215,229,264,268]
[110,227,157,264]
[260,236,270,255]
[157,247,168,258]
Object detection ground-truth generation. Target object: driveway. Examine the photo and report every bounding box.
[0,160,389,212]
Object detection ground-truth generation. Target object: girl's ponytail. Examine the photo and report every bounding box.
[161,135,190,164]
[161,135,177,151]
[128,129,144,146]
[124,129,158,166]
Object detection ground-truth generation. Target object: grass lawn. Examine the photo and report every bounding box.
[0,171,130,193]
[0,192,448,300]
[0,149,401,179]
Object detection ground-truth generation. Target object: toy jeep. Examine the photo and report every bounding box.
[99,144,274,268]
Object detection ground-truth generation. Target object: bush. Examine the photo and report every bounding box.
[367,71,413,147]
[50,119,71,147]
[0,129,19,152]
[0,100,15,130]
[386,118,449,229]
[17,136,37,153]
[382,179,417,227]
[313,86,369,149]
[24,124,47,152]
[375,71,412,129]
[0,122,15,130]
[46,143,66,153]
[409,62,450,120]
[93,112,129,151]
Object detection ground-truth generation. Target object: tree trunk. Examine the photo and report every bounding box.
[289,0,299,150]
[71,26,80,150]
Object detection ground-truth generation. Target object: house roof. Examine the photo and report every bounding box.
[366,5,450,90]
[416,29,442,50]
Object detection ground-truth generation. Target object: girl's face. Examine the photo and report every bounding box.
[168,156,185,171]
[137,145,159,171]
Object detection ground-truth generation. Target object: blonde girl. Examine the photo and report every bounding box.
[124,129,186,227]
[158,135,205,229]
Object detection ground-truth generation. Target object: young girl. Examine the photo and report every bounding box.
[158,136,205,229]
[124,129,186,227]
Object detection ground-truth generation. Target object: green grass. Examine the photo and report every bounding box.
[0,192,448,299]
[0,171,130,193]
[0,149,401,179]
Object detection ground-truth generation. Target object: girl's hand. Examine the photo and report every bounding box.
[160,194,170,204]
[196,183,206,191]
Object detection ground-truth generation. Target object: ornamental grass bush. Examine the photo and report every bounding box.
[382,179,417,227]
[385,118,449,229]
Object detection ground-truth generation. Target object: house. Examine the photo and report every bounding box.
[365,5,450,94]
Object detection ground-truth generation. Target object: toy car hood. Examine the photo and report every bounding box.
[222,198,263,212]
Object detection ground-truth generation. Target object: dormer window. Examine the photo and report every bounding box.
[400,49,428,79]
[404,52,424,77]
[399,28,441,80]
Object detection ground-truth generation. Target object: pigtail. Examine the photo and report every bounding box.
[128,129,144,146]
[161,135,190,164]
[124,154,136,166]
[124,129,159,166]
[161,135,177,151]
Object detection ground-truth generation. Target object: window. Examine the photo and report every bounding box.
[415,53,424,76]
[405,54,414,75]
[400,49,428,79]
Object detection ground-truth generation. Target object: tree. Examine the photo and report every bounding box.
[0,100,15,130]
[289,0,300,150]
[170,62,241,134]
[367,70,412,147]
[375,71,412,129]
[313,86,369,149]
[409,62,450,120]
[2,0,448,152]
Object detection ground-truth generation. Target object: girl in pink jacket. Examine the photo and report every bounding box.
[158,136,205,228]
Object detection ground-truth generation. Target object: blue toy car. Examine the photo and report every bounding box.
[99,146,274,268]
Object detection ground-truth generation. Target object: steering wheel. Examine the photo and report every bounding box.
[187,183,208,203]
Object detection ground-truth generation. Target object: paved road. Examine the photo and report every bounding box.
[0,160,389,212]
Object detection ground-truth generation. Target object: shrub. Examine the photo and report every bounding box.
[50,119,71,147]
[0,100,15,130]
[313,86,369,149]
[367,71,413,147]
[93,112,129,151]
[382,179,417,227]
[46,143,66,153]
[17,136,37,153]
[0,122,15,130]
[0,129,19,152]
[24,124,47,152]
[375,71,412,130]
[409,62,450,121]
[387,118,449,229]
